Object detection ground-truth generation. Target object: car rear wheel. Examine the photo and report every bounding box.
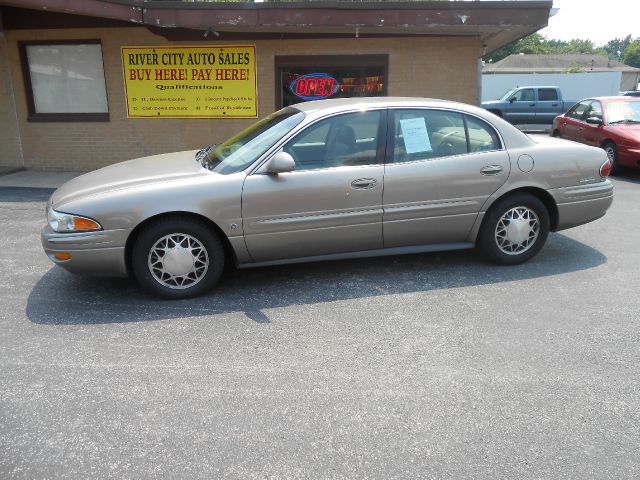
[602,142,622,175]
[478,193,550,265]
[132,218,224,299]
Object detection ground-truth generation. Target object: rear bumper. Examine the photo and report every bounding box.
[550,180,613,231]
[41,226,129,277]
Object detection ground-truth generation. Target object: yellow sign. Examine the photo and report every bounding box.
[121,45,257,118]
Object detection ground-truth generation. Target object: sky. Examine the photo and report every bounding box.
[537,0,640,46]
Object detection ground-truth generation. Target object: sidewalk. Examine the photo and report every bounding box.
[0,169,83,189]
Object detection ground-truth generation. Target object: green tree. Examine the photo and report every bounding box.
[623,40,640,68]
[559,38,606,55]
[485,34,610,64]
[604,35,632,59]
[485,33,549,63]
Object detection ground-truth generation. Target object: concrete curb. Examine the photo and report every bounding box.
[0,170,83,189]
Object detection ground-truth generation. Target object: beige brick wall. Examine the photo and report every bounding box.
[2,27,480,171]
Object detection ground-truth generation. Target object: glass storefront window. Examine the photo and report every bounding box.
[276,55,388,108]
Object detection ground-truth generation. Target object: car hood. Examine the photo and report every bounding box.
[481,100,503,106]
[611,124,640,134]
[51,150,206,208]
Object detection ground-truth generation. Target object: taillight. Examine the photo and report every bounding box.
[600,159,612,177]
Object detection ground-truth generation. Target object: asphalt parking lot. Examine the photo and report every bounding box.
[1,172,640,479]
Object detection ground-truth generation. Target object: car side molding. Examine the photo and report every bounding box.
[238,242,475,269]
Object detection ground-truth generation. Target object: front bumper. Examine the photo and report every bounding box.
[551,180,614,231]
[41,226,130,278]
[617,145,640,168]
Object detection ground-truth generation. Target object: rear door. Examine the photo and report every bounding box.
[242,109,386,263]
[382,108,510,248]
[536,88,562,123]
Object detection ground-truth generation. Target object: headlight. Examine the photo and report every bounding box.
[47,208,102,233]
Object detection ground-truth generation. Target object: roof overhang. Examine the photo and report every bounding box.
[0,0,554,55]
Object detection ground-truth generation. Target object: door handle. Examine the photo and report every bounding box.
[529,103,536,107]
[350,178,377,189]
[480,165,503,176]
[552,103,558,107]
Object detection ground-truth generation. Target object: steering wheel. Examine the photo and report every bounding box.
[435,131,457,153]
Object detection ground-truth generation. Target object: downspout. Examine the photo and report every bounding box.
[477,43,487,106]
[0,10,24,168]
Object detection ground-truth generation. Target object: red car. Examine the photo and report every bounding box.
[552,97,640,173]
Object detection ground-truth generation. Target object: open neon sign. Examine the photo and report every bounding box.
[290,73,340,100]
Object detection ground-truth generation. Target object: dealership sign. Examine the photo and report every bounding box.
[121,45,257,118]
[290,73,340,101]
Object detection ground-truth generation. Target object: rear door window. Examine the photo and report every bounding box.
[465,115,502,152]
[538,89,559,101]
[389,110,503,163]
[389,109,467,163]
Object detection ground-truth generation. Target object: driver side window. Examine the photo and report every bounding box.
[585,101,603,120]
[513,89,535,102]
[566,101,590,120]
[283,111,381,171]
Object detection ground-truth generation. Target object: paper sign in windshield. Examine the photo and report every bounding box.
[400,117,432,154]
[606,102,635,123]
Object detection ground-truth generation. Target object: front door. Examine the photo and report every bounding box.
[580,100,604,146]
[506,88,536,124]
[242,110,386,263]
[383,109,510,248]
[561,100,591,142]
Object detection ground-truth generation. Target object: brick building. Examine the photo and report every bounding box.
[0,0,552,171]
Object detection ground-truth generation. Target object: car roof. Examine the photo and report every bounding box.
[289,96,536,150]
[584,96,640,102]
[292,97,466,114]
[290,97,502,125]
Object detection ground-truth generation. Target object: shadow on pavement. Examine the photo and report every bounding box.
[26,232,606,325]
[612,169,640,185]
[0,187,54,203]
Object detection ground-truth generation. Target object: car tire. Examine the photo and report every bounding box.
[131,217,225,299]
[602,142,622,175]
[551,130,562,138]
[478,193,550,266]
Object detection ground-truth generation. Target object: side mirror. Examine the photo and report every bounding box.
[585,116,603,125]
[509,97,516,103]
[265,151,296,174]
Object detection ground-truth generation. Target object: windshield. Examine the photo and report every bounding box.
[606,101,640,124]
[499,88,517,101]
[201,107,305,174]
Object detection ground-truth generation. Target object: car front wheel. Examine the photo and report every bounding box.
[602,142,622,175]
[131,218,225,299]
[478,193,550,265]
